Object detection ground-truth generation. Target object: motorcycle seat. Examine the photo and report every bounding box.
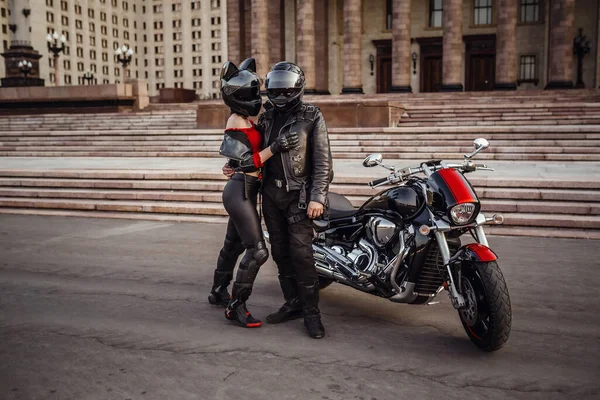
[327,192,357,220]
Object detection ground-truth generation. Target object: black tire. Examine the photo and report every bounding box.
[458,261,512,352]
[318,276,334,290]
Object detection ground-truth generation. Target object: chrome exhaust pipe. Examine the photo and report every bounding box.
[387,235,418,303]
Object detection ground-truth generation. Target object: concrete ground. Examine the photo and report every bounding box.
[0,215,599,400]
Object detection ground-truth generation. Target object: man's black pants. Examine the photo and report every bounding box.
[262,181,317,287]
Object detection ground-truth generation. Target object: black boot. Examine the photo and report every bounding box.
[266,275,303,324]
[208,237,244,307]
[208,270,233,307]
[224,242,268,328]
[299,282,325,339]
[225,283,262,328]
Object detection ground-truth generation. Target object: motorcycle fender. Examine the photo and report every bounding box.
[456,243,497,262]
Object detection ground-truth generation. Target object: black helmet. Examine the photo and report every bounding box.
[220,58,262,117]
[265,61,305,113]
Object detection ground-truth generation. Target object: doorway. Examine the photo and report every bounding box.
[465,35,496,91]
[372,40,392,93]
[417,37,443,92]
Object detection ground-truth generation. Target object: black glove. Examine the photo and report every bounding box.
[270,131,299,154]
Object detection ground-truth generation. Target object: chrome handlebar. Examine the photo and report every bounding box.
[368,160,494,188]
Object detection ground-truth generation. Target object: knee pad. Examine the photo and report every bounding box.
[236,241,269,284]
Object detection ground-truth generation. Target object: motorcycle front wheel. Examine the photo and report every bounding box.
[458,261,512,352]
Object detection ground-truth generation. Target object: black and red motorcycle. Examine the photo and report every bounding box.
[309,138,511,351]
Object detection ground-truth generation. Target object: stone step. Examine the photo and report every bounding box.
[2,145,598,155]
[398,120,600,127]
[1,151,599,161]
[0,197,227,216]
[0,208,228,223]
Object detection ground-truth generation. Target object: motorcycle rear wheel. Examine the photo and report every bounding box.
[458,261,512,352]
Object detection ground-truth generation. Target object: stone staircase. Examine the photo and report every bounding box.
[1,90,599,238]
[1,125,600,161]
[0,168,598,240]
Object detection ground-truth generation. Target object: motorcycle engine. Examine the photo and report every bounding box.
[330,239,378,275]
[366,217,398,248]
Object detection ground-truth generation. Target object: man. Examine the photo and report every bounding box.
[223,61,333,339]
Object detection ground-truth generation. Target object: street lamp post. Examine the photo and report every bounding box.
[115,45,134,81]
[573,28,592,89]
[18,60,33,78]
[82,70,95,85]
[46,31,66,85]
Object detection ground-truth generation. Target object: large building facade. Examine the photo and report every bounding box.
[1,0,227,98]
[228,0,600,94]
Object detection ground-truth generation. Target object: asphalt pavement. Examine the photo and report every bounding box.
[0,215,599,400]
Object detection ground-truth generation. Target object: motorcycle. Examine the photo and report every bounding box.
[303,138,511,351]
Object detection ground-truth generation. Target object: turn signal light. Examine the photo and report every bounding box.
[419,225,431,235]
[492,214,504,224]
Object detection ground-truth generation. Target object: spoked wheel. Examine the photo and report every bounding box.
[318,276,334,290]
[458,261,512,352]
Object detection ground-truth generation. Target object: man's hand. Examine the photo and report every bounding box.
[270,131,299,154]
[307,201,324,219]
[222,163,234,179]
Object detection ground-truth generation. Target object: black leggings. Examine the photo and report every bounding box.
[222,173,262,248]
[213,173,268,305]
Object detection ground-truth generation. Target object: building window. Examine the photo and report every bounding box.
[90,36,96,46]
[75,4,82,15]
[115,67,120,77]
[191,1,201,10]
[65,75,71,85]
[124,31,129,40]
[89,22,95,31]
[77,62,84,72]
[113,28,118,38]
[385,0,392,30]
[123,18,129,28]
[172,3,181,12]
[154,33,163,41]
[474,0,493,25]
[193,56,201,64]
[101,25,107,35]
[154,21,163,29]
[100,12,106,22]
[77,47,83,57]
[103,65,109,74]
[173,32,182,40]
[102,52,108,61]
[211,0,221,9]
[61,15,69,25]
[211,42,221,51]
[519,55,537,82]
[63,60,71,70]
[193,69,202,77]
[46,0,54,6]
[173,20,182,28]
[192,31,201,39]
[75,19,82,29]
[60,1,68,11]
[191,18,201,27]
[211,17,221,25]
[123,1,128,11]
[429,0,443,28]
[46,12,54,23]
[112,15,118,24]
[520,0,540,23]
[88,9,94,18]
[91,64,97,73]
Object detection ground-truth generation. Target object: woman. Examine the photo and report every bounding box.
[208,58,299,328]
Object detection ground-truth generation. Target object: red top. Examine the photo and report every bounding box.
[225,120,263,168]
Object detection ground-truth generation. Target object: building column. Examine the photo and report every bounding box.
[314,0,330,94]
[441,0,463,91]
[495,0,518,90]
[341,0,363,94]
[268,0,284,65]
[296,0,316,93]
[391,0,412,92]
[546,0,576,89]
[251,0,270,78]
[226,0,241,64]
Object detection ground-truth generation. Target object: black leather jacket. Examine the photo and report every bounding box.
[257,101,333,206]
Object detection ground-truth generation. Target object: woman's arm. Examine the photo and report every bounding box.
[257,147,274,165]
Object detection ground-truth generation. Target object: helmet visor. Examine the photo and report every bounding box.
[266,70,302,90]
[232,82,261,101]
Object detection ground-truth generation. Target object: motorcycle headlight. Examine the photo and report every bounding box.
[450,203,476,225]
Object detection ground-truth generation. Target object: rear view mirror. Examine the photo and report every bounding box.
[363,153,383,168]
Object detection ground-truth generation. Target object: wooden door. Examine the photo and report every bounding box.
[422,56,442,92]
[464,35,496,92]
[372,40,392,93]
[378,56,392,93]
[468,55,495,91]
